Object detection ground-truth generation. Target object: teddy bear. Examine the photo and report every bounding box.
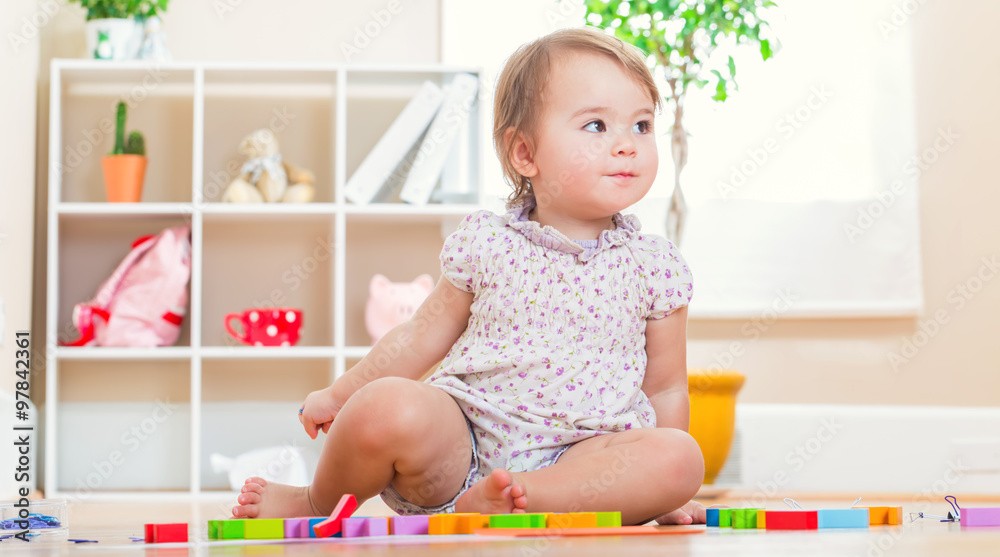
[221,128,316,203]
[364,274,434,345]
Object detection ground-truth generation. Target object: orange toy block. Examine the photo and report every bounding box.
[864,507,904,525]
[546,512,598,528]
[456,515,491,534]
[428,513,478,535]
[475,526,704,537]
[312,494,358,538]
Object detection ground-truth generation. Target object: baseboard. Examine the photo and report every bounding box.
[723,404,1000,504]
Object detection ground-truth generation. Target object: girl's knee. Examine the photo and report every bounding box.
[337,378,433,452]
[649,429,705,497]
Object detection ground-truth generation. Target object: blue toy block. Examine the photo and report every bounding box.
[706,508,720,527]
[817,509,870,529]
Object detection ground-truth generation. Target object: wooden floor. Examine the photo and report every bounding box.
[5,493,1000,556]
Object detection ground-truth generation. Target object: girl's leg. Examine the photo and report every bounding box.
[233,377,473,518]
[457,428,704,525]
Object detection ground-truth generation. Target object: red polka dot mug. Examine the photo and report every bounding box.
[224,307,303,347]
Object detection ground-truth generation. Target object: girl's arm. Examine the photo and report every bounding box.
[641,306,690,431]
[299,277,472,438]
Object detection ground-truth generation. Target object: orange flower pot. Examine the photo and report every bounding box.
[102,154,147,202]
[688,370,745,484]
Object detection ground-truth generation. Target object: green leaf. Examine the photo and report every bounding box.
[727,55,736,78]
[760,38,773,60]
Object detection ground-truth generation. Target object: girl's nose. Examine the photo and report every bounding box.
[612,129,637,157]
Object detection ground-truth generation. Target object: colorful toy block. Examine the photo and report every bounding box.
[547,512,598,528]
[765,510,818,530]
[221,519,245,540]
[144,523,188,543]
[244,518,284,539]
[430,513,479,534]
[732,508,763,529]
[489,513,546,529]
[864,507,904,526]
[342,517,390,538]
[456,515,491,534]
[817,509,869,529]
[208,520,220,540]
[706,508,720,527]
[390,515,429,535]
[961,507,1000,527]
[313,494,358,538]
[718,508,733,528]
[596,512,622,527]
[307,517,326,538]
[756,510,767,529]
[283,518,311,538]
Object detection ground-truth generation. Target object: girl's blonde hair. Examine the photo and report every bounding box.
[493,26,662,208]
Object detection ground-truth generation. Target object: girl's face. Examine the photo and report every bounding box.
[525,50,658,221]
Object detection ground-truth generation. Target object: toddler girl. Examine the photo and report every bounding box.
[233,26,705,526]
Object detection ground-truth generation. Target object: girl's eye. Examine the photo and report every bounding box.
[583,120,606,133]
[633,120,652,134]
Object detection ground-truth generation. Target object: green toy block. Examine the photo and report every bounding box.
[207,520,218,540]
[490,514,530,528]
[244,519,284,539]
[221,519,245,540]
[719,509,733,528]
[526,514,547,528]
[596,512,622,527]
[732,509,763,529]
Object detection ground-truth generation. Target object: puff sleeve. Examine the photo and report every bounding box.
[645,235,694,320]
[439,210,492,294]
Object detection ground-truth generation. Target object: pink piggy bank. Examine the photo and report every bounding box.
[364,273,435,345]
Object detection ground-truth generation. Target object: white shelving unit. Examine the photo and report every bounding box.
[45,59,487,497]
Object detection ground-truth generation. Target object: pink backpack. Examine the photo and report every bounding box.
[63,226,192,347]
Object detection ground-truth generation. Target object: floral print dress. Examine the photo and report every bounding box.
[428,194,693,479]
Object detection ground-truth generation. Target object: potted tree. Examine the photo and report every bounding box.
[69,0,169,60]
[584,0,778,245]
[102,101,147,202]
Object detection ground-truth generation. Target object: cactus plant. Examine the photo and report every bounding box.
[125,131,145,156]
[111,101,126,155]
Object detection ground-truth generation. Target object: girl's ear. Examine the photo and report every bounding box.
[505,127,538,178]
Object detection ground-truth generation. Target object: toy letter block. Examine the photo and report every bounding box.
[457,515,491,534]
[757,510,766,529]
[390,515,429,535]
[865,506,904,526]
[342,517,390,538]
[221,519,245,540]
[313,494,358,538]
[283,518,311,538]
[817,509,869,529]
[490,514,531,529]
[208,520,219,540]
[144,523,188,543]
[245,519,284,539]
[706,508,720,527]
[307,517,327,538]
[547,512,598,529]
[718,509,733,528]
[961,508,1000,527]
[732,509,763,529]
[596,512,622,527]
[765,511,818,530]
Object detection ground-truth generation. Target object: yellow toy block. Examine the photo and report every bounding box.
[757,510,767,529]
[546,512,598,529]
[428,513,478,535]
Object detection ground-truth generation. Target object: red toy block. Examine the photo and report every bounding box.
[765,511,818,530]
[312,494,358,538]
[144,523,188,543]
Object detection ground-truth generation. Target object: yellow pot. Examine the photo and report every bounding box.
[688,370,745,484]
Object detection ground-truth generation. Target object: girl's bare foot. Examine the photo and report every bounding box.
[655,500,707,525]
[455,469,528,514]
[232,477,321,519]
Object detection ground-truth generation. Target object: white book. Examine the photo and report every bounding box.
[399,73,479,205]
[344,80,445,205]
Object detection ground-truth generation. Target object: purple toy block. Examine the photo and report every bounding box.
[284,518,310,538]
[391,515,429,536]
[342,517,368,538]
[961,507,1000,527]
[366,517,389,536]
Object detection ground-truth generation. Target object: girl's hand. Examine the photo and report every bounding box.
[655,500,707,525]
[298,385,344,439]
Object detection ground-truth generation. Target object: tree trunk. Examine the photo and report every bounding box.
[667,100,689,246]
